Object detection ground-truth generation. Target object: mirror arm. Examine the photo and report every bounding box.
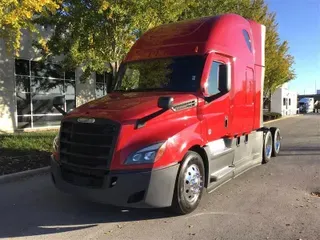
[135,109,167,129]
[53,104,67,116]
[204,91,227,103]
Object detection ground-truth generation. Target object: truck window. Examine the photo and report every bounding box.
[207,62,227,96]
[114,56,205,92]
[242,29,252,52]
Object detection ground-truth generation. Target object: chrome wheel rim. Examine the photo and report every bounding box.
[275,132,281,152]
[266,135,272,158]
[183,164,203,204]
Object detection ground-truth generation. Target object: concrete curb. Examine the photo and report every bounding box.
[264,114,301,124]
[0,166,50,184]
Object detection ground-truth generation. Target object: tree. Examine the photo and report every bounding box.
[180,0,295,110]
[35,0,194,81]
[179,0,295,107]
[33,0,294,101]
[0,0,60,55]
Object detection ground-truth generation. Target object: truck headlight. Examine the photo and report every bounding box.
[53,134,60,152]
[125,142,165,165]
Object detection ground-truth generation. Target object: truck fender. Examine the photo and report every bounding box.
[174,136,206,162]
[171,134,209,187]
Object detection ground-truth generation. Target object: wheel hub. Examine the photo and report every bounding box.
[266,145,272,157]
[266,134,272,158]
[183,164,203,204]
[275,133,281,151]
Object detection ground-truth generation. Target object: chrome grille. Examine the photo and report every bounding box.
[59,118,120,169]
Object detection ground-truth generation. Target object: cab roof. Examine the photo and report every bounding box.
[124,14,260,62]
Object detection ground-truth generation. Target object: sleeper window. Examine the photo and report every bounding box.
[242,30,252,52]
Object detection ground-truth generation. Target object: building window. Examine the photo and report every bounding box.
[263,97,270,110]
[15,59,76,129]
[95,72,112,98]
[289,98,291,105]
[242,29,252,52]
[283,98,286,106]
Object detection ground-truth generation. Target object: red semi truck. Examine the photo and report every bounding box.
[51,13,281,214]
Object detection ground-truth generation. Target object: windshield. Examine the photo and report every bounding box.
[114,55,205,92]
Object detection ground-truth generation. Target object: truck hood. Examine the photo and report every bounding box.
[66,92,198,123]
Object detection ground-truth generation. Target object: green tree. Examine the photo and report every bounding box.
[118,58,173,90]
[33,0,294,102]
[35,0,194,81]
[0,0,60,55]
[180,0,295,108]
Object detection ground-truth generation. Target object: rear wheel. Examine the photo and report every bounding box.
[262,130,273,164]
[270,127,281,157]
[171,151,205,215]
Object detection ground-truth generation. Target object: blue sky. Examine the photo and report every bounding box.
[266,0,320,94]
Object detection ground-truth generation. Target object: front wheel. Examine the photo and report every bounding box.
[171,151,205,215]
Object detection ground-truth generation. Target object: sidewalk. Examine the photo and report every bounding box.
[264,114,301,124]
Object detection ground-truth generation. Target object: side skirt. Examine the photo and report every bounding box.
[205,131,263,193]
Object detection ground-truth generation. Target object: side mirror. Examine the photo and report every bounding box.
[158,96,174,110]
[53,96,67,115]
[53,96,64,106]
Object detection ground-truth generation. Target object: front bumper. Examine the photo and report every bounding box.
[51,156,179,208]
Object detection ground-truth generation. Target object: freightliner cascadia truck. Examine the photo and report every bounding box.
[51,13,282,214]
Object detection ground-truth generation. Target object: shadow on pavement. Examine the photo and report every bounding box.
[280,146,320,151]
[0,177,175,238]
[280,153,320,156]
[279,146,320,156]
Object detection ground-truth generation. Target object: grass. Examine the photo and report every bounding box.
[0,130,59,175]
[0,131,58,154]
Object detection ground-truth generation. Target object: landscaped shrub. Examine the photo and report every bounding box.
[0,131,58,153]
[263,112,282,122]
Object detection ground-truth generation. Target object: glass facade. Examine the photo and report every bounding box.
[95,72,112,98]
[15,59,76,129]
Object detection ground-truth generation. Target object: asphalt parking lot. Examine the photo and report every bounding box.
[0,114,319,240]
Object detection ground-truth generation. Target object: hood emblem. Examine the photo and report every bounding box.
[77,117,95,124]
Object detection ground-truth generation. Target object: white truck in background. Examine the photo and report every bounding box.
[298,97,314,113]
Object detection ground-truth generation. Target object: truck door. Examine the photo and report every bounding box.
[199,53,234,183]
[200,54,231,141]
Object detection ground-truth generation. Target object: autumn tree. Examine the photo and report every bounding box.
[180,0,295,107]
[0,0,60,55]
[34,0,195,81]
[8,0,294,103]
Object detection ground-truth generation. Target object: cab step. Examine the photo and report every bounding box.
[210,166,234,182]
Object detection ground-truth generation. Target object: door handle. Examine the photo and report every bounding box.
[225,116,228,128]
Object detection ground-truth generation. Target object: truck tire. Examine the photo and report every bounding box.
[270,127,281,157]
[262,130,273,164]
[171,151,205,215]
